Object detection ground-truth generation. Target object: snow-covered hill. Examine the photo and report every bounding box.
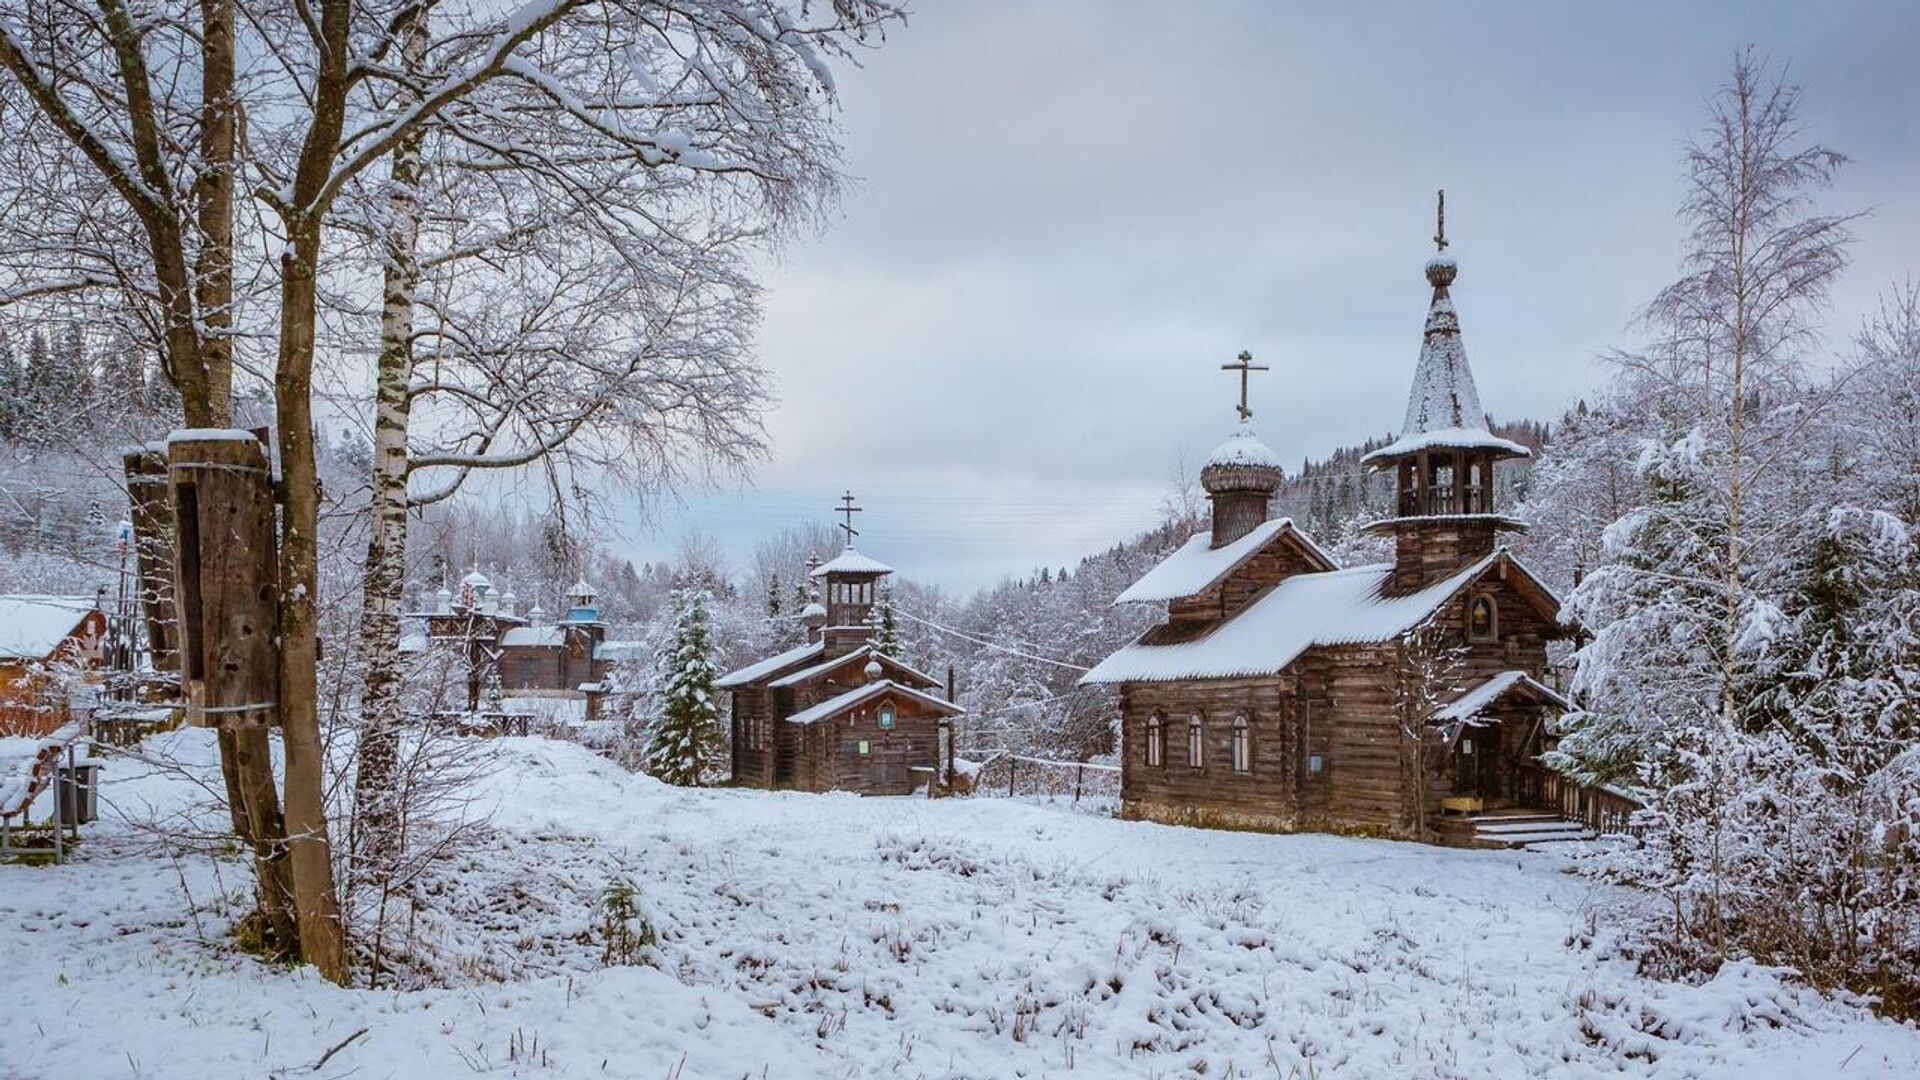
[4,731,1916,1079]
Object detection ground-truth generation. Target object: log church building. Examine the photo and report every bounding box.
[716,497,963,794]
[1083,217,1612,848]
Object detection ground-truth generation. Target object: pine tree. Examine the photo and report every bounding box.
[877,585,900,657]
[645,588,723,786]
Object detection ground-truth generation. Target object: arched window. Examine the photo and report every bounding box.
[878,704,895,730]
[1231,715,1251,773]
[1145,712,1165,767]
[1187,712,1204,769]
[1468,593,1498,641]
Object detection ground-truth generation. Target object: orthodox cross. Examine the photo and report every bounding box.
[835,490,863,546]
[1433,188,1448,252]
[1220,350,1267,422]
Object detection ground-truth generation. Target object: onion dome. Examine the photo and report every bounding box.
[802,601,828,626]
[1201,420,1283,497]
[863,658,884,680]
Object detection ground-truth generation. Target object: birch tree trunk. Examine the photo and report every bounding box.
[351,11,428,873]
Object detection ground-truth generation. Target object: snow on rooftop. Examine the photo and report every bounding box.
[809,547,894,577]
[1114,519,1331,605]
[767,646,941,690]
[593,640,647,662]
[1204,421,1282,471]
[1361,426,1533,465]
[782,679,961,726]
[165,427,257,444]
[1083,552,1524,685]
[715,641,825,689]
[0,595,96,660]
[1431,670,1570,725]
[501,626,566,648]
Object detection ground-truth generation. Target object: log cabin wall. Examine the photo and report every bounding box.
[498,645,562,690]
[729,687,776,787]
[817,696,943,795]
[1167,541,1327,629]
[1118,677,1297,831]
[1389,520,1501,593]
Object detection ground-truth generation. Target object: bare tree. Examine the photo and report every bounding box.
[1631,49,1858,727]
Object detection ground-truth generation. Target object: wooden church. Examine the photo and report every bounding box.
[717,497,963,794]
[1083,218,1618,847]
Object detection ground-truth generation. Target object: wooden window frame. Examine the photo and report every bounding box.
[878,704,895,730]
[1145,712,1164,768]
[1230,714,1251,774]
[1468,592,1499,642]
[1187,712,1204,769]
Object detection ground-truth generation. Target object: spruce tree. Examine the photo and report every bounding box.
[645,588,723,785]
[877,585,900,657]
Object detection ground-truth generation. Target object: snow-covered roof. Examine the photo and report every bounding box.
[1082,551,1553,685]
[501,626,566,648]
[1361,427,1532,464]
[715,641,825,689]
[768,645,941,690]
[0,596,97,660]
[1114,519,1333,605]
[165,427,256,444]
[398,632,427,654]
[783,679,963,726]
[1360,257,1530,466]
[810,547,894,577]
[1204,422,1282,471]
[801,602,828,619]
[593,640,646,662]
[461,569,492,588]
[1431,670,1570,725]
[568,579,595,596]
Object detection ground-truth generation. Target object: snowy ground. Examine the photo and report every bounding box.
[4,731,1918,1079]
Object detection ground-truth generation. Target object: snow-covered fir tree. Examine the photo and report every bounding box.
[645,588,725,786]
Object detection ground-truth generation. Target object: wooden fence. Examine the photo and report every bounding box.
[969,753,1120,804]
[1515,762,1644,836]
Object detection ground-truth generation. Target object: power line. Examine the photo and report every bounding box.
[893,608,1092,672]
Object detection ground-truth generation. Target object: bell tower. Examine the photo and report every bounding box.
[1362,192,1531,592]
[810,491,895,658]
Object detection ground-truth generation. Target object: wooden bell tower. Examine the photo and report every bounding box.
[1362,192,1531,592]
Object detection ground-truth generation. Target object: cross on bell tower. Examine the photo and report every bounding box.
[1433,188,1448,253]
[1219,350,1268,422]
[835,490,863,547]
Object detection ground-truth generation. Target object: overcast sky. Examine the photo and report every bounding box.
[616,0,1920,594]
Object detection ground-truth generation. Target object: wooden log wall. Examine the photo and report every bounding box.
[166,433,279,728]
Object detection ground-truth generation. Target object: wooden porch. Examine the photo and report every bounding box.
[1435,760,1644,849]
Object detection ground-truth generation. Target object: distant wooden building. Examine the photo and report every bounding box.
[717,506,962,794]
[1083,231,1597,847]
[0,595,108,736]
[405,572,637,720]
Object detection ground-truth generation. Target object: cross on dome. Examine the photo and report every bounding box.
[1219,350,1268,422]
[835,490,863,547]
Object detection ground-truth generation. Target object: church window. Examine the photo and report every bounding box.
[1231,715,1251,773]
[878,705,895,730]
[1469,594,1498,641]
[1187,712,1204,768]
[857,739,870,755]
[1146,713,1164,767]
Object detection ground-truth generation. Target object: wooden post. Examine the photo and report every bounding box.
[1008,756,1018,797]
[167,432,280,728]
[1074,763,1084,804]
[944,664,958,787]
[123,445,180,675]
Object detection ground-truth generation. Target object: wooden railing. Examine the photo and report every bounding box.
[970,754,1120,803]
[1515,762,1644,836]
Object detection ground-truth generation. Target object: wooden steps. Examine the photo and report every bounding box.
[1436,808,1596,849]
